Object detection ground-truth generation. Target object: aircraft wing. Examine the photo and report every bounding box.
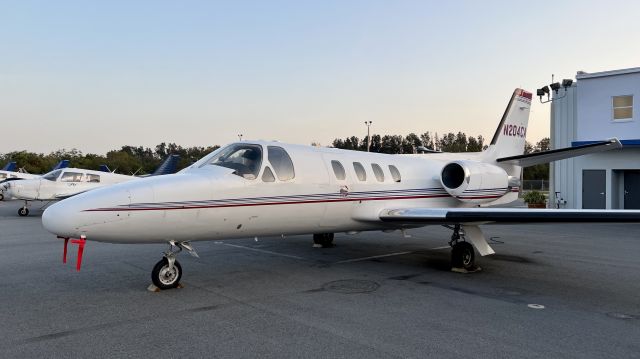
[496,138,621,167]
[379,207,640,225]
[54,190,92,200]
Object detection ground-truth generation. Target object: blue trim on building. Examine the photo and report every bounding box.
[572,139,640,147]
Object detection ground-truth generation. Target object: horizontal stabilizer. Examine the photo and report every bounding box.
[496,139,621,167]
[1,162,17,172]
[380,207,640,224]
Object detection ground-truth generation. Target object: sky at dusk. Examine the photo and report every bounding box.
[1,0,639,154]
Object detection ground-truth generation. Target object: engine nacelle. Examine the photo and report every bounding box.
[440,160,510,204]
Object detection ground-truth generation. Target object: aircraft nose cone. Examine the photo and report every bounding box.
[42,201,79,238]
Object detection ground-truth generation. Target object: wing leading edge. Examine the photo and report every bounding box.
[380,207,640,225]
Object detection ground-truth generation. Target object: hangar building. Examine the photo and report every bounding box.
[550,67,640,209]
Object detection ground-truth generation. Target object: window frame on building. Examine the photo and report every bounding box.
[612,95,633,121]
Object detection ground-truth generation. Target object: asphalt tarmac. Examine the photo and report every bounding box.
[0,200,639,358]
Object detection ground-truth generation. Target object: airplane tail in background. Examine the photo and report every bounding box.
[482,88,532,161]
[1,162,17,172]
[51,160,70,171]
[150,154,181,176]
[99,164,111,173]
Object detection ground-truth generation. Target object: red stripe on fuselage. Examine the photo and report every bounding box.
[84,194,453,212]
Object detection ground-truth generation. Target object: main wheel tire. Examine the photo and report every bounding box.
[0,193,4,201]
[313,233,334,248]
[151,258,182,290]
[451,242,475,270]
[18,207,29,217]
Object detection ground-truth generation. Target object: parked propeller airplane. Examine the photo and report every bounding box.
[0,160,70,201]
[3,155,180,216]
[41,89,640,289]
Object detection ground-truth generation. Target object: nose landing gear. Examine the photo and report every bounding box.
[312,233,334,248]
[151,241,198,290]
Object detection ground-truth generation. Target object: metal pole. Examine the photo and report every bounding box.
[364,121,372,152]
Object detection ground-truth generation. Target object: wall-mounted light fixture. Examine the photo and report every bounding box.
[537,75,573,103]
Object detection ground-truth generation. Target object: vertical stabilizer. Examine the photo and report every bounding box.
[1,162,17,172]
[484,89,532,160]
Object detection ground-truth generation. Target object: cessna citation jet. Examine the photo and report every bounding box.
[41,89,640,290]
[3,155,180,216]
[0,160,69,201]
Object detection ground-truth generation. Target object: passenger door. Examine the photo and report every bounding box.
[320,155,355,227]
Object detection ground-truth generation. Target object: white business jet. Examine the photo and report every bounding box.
[4,156,180,216]
[0,160,70,201]
[41,89,638,289]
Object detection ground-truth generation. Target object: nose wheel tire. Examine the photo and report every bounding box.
[313,233,334,248]
[151,258,182,290]
[18,207,29,217]
[451,241,475,270]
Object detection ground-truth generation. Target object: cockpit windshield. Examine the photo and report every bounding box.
[43,169,62,181]
[200,144,262,179]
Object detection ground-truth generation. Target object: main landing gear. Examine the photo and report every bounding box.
[313,233,334,248]
[151,241,199,290]
[447,224,478,272]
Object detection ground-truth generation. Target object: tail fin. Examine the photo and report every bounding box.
[1,162,17,172]
[99,164,111,173]
[484,88,532,159]
[150,154,180,176]
[51,160,70,171]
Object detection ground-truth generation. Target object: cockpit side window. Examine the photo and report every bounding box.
[202,144,263,179]
[0,173,6,180]
[267,146,295,181]
[43,170,62,181]
[262,166,275,182]
[60,172,83,182]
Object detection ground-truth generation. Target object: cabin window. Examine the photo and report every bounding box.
[0,173,6,180]
[331,160,346,180]
[86,174,101,183]
[389,165,401,182]
[203,143,263,179]
[613,95,633,120]
[43,169,62,181]
[353,162,366,181]
[268,146,295,181]
[262,166,275,182]
[60,172,83,182]
[371,164,385,182]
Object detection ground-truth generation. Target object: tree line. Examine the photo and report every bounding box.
[331,132,550,180]
[332,132,486,153]
[0,143,220,175]
[1,135,550,180]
